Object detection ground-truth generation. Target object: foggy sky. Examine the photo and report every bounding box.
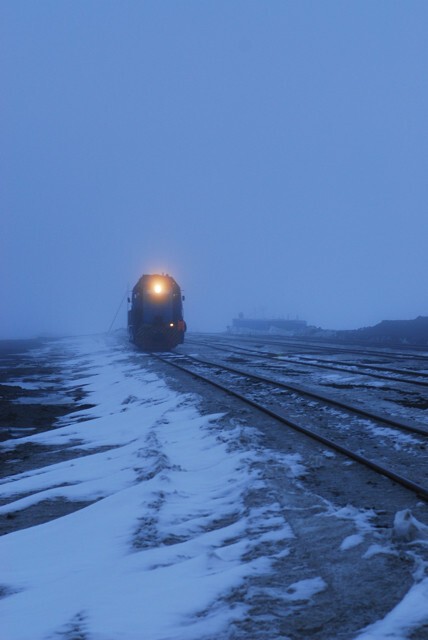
[2,1,427,338]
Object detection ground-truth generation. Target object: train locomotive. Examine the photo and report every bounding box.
[128,273,186,350]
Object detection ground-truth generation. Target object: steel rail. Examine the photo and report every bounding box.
[181,350,428,438]
[205,334,428,362]
[285,355,428,382]
[186,338,428,387]
[154,353,428,502]
[284,336,428,359]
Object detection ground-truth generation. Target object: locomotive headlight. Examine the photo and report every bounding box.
[153,283,163,294]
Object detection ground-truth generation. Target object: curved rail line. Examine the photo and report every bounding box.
[154,352,428,502]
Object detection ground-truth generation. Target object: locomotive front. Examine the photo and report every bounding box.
[128,274,186,350]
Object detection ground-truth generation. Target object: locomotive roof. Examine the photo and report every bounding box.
[132,273,180,292]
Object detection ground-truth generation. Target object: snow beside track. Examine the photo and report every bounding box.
[0,336,296,640]
[1,334,428,640]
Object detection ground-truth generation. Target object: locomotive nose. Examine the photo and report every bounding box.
[129,273,185,351]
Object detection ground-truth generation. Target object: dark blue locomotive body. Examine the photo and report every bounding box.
[128,274,186,350]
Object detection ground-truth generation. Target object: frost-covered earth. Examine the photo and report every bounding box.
[1,335,428,640]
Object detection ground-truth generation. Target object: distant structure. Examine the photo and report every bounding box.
[337,316,428,346]
[230,313,307,335]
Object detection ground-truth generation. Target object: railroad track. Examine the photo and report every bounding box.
[154,351,428,502]
[199,334,428,363]
[186,337,428,388]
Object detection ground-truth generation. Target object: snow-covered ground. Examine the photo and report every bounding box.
[1,335,428,640]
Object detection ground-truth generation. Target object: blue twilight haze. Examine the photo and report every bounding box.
[2,1,427,337]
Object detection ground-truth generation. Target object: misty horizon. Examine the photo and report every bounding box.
[3,2,427,339]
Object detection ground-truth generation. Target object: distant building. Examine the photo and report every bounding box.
[230,316,307,335]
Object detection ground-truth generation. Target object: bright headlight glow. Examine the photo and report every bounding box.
[153,283,163,294]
